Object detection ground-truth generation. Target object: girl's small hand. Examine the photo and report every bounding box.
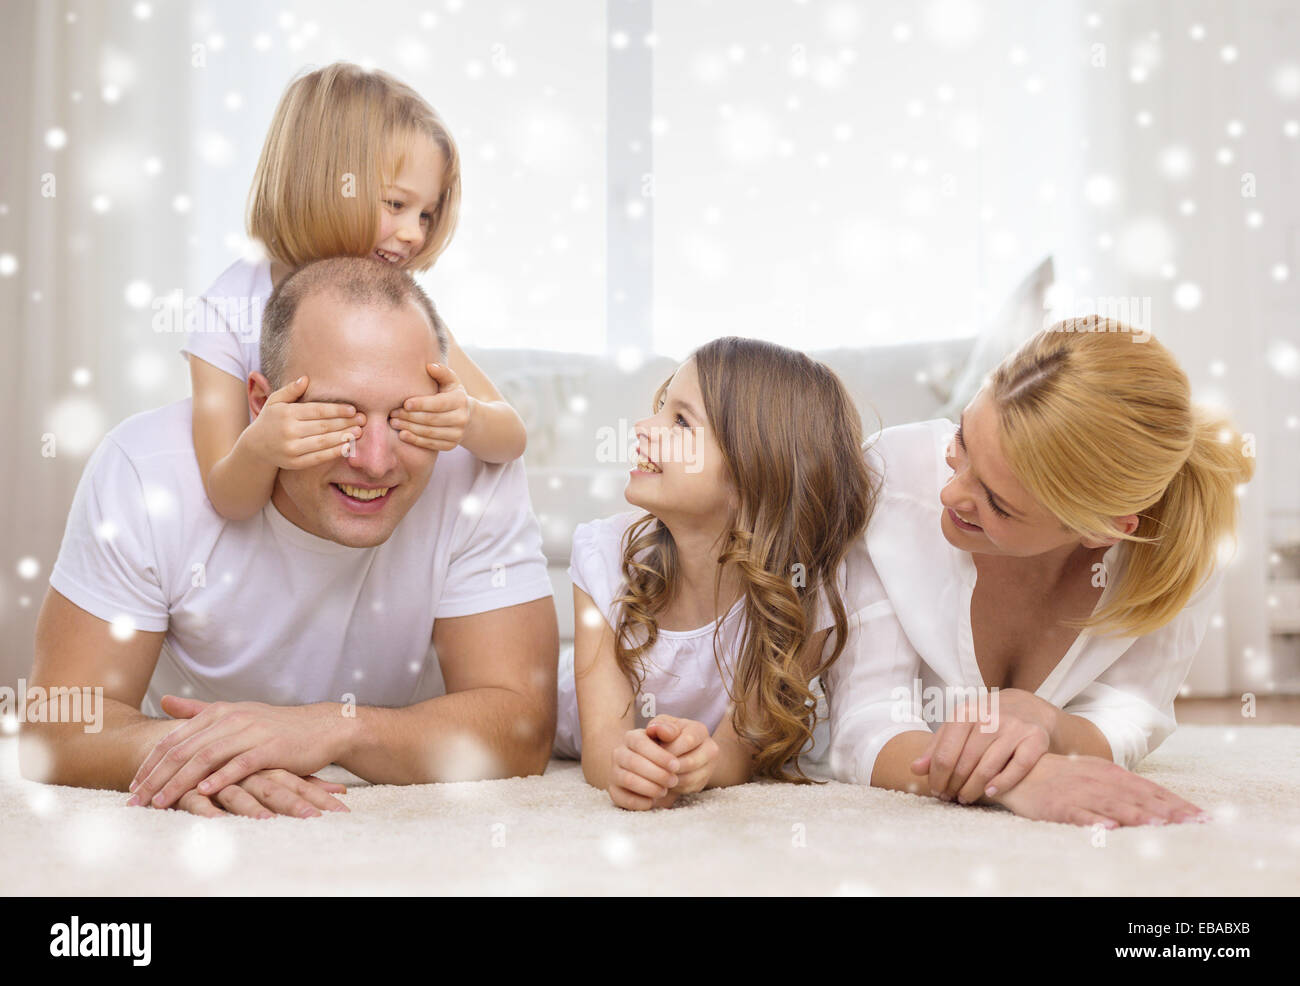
[607,727,681,811]
[247,375,365,470]
[389,362,473,452]
[645,715,719,797]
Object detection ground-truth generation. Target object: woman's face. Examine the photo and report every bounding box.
[625,358,736,527]
[939,387,1126,557]
[372,134,446,267]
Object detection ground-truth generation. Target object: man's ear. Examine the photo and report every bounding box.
[248,372,272,420]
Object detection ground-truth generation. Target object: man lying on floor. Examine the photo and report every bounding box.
[21,256,559,818]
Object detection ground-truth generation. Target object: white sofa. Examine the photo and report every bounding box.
[463,256,1056,643]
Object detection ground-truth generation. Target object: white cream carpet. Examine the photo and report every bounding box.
[1,725,1296,896]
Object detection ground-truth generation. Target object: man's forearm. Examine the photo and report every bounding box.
[336,685,554,784]
[19,698,174,792]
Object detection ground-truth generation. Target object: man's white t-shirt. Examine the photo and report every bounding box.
[49,398,554,717]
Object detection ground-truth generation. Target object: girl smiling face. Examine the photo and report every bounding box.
[940,387,1135,557]
[625,358,736,527]
[373,134,447,268]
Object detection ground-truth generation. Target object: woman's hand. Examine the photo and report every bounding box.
[993,752,1208,828]
[645,715,719,801]
[607,727,681,811]
[911,687,1059,804]
[388,362,473,452]
[243,374,365,469]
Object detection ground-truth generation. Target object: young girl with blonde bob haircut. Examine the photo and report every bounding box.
[827,317,1256,828]
[185,62,525,520]
[559,337,883,809]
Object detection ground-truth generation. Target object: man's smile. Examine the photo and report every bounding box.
[331,482,396,512]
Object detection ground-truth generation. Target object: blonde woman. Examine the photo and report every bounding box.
[559,337,881,809]
[185,62,525,521]
[827,318,1255,828]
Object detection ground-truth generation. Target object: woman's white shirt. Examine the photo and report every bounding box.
[825,418,1224,784]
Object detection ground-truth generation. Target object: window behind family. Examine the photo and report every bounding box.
[187,0,1084,359]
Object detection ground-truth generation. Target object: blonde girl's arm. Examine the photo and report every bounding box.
[443,328,528,463]
[572,585,681,807]
[190,355,279,520]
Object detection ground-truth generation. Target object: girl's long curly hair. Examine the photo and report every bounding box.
[612,337,879,782]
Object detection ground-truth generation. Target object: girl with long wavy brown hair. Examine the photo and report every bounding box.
[557,336,879,810]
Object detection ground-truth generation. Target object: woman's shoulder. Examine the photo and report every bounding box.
[864,417,955,503]
[864,417,954,467]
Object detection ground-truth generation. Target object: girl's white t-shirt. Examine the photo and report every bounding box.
[179,257,272,381]
[557,509,887,760]
[823,418,1225,784]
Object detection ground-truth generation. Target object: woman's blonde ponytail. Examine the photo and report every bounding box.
[991,319,1255,638]
[1096,409,1256,637]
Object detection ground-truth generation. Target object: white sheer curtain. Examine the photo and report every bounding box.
[2,0,195,683]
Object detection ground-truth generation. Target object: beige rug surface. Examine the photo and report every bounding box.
[1,726,1296,896]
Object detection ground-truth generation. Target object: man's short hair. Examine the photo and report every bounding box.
[260,256,450,389]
